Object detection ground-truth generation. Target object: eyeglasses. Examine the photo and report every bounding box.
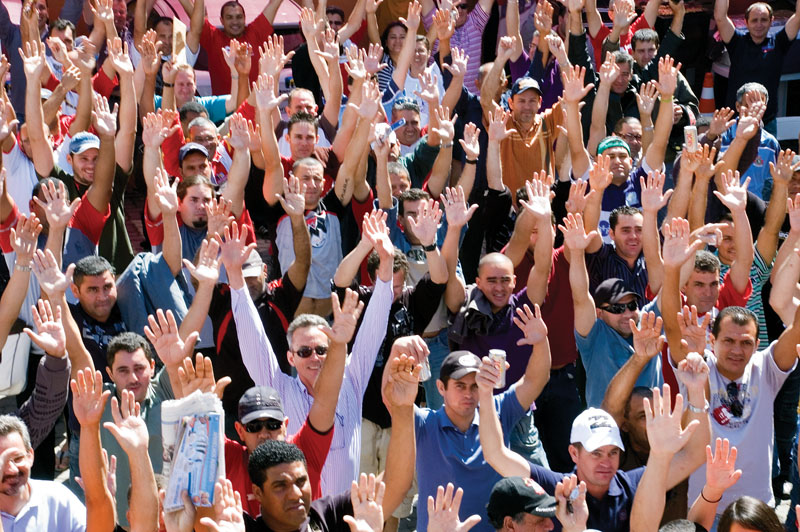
[329,19,344,27]
[620,133,642,142]
[293,345,328,358]
[726,382,743,417]
[244,419,284,433]
[600,301,638,314]
[456,3,469,9]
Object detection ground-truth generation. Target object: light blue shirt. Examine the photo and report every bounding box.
[154,95,229,125]
[720,123,780,201]
[1,479,85,531]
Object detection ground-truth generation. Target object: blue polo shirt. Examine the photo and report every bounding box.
[575,319,662,407]
[719,122,780,200]
[529,463,646,532]
[415,388,526,532]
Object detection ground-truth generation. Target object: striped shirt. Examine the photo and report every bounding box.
[586,243,649,302]
[231,278,393,496]
[718,246,773,344]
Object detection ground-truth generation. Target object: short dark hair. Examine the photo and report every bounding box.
[613,50,634,69]
[631,28,659,49]
[397,188,430,215]
[718,496,782,532]
[288,112,318,135]
[609,205,641,230]
[32,177,62,199]
[73,255,115,287]
[292,157,323,174]
[711,306,758,338]
[614,116,641,135]
[694,250,720,274]
[325,6,345,19]
[744,2,773,21]
[624,386,653,419]
[220,0,244,19]
[51,18,75,33]
[176,174,214,199]
[367,248,407,280]
[179,101,208,123]
[248,440,307,488]
[149,16,172,30]
[106,332,153,368]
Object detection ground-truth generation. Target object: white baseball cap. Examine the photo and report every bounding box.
[570,408,625,452]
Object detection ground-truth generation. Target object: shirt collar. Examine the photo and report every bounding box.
[436,406,479,432]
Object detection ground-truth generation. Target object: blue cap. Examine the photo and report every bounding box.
[179,142,209,163]
[69,132,100,154]
[510,77,542,97]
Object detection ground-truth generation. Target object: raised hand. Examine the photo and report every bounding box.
[712,170,749,212]
[252,73,288,111]
[60,65,81,92]
[565,179,595,215]
[789,194,800,232]
[558,213,597,251]
[661,218,703,268]
[314,28,339,63]
[513,304,548,346]
[222,39,241,72]
[75,448,116,497]
[442,185,478,228]
[555,475,589,532]
[630,311,664,360]
[736,103,766,142]
[413,68,440,104]
[431,106,457,143]
[487,106,517,142]
[33,181,81,231]
[322,289,365,345]
[588,155,612,191]
[399,0,422,31]
[432,8,455,41]
[104,389,150,454]
[365,0,383,14]
[19,40,47,80]
[31,249,73,297]
[636,80,658,116]
[678,305,706,354]
[356,80,381,120]
[675,351,709,392]
[427,483,481,532]
[107,37,134,77]
[143,309,199,368]
[383,350,423,407]
[142,110,181,148]
[234,42,253,77]
[545,33,568,66]
[183,237,221,286]
[362,210,394,260]
[90,0,115,26]
[227,113,251,151]
[161,489,196,532]
[443,47,469,80]
[407,198,442,247]
[153,168,179,217]
[0,99,18,144]
[519,175,553,220]
[611,0,636,32]
[364,43,388,75]
[644,384,699,456]
[459,122,480,161]
[24,299,66,357]
[9,212,42,265]
[178,353,231,399]
[770,149,800,188]
[533,0,554,35]
[71,368,111,427]
[276,175,307,217]
[219,222,258,273]
[259,35,294,78]
[205,197,235,238]
[708,107,735,139]
[496,36,517,63]
[343,45,367,82]
[139,30,162,76]
[344,474,385,532]
[640,170,673,212]
[92,92,119,138]
[598,52,620,86]
[74,40,97,74]
[561,65,594,104]
[655,55,680,98]
[199,480,246,532]
[703,438,742,499]
[47,36,72,67]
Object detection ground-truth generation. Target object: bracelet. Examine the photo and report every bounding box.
[687,400,709,414]
[422,242,437,252]
[465,158,478,165]
[659,95,673,103]
[643,126,654,132]
[700,489,722,504]
[163,82,174,87]
[440,142,454,149]
[231,75,239,79]
[15,264,31,272]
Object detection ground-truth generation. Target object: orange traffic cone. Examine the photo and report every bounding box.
[699,71,715,115]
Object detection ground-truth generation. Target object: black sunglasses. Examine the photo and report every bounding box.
[600,301,638,314]
[456,3,469,9]
[245,419,284,433]
[294,345,328,358]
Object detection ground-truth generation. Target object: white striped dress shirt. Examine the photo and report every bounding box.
[230,278,393,496]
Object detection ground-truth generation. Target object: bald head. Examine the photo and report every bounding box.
[478,253,513,276]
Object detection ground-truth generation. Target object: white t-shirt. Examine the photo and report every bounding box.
[674,342,795,508]
[2,142,38,215]
[0,479,86,531]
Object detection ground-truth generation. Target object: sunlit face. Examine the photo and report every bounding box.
[0,432,33,498]
[287,326,330,391]
[189,124,218,157]
[288,92,318,117]
[711,317,758,380]
[683,269,720,314]
[71,271,117,322]
[612,62,632,94]
[603,146,633,183]
[622,394,649,453]
[67,148,99,186]
[569,444,621,492]
[288,122,318,160]
[252,462,311,531]
[175,69,197,106]
[385,26,406,57]
[180,153,212,180]
[609,213,643,260]
[412,40,429,69]
[222,4,246,37]
[510,90,542,127]
[745,4,772,42]
[716,222,735,265]
[389,171,411,197]
[436,373,479,419]
[107,349,155,403]
[234,418,287,454]
[112,0,128,32]
[394,109,421,146]
[155,20,173,55]
[35,0,48,31]
[326,13,344,31]
[178,183,213,228]
[292,163,325,209]
[50,27,74,51]
[632,40,657,69]
[615,122,642,159]
[595,294,639,337]
[475,259,516,311]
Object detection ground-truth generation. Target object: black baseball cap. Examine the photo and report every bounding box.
[486,477,557,528]
[439,350,481,381]
[238,386,285,424]
[510,77,542,97]
[179,142,209,163]
[593,278,641,307]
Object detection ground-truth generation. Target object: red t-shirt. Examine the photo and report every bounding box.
[200,14,274,95]
[590,15,652,66]
[506,245,578,368]
[224,419,334,516]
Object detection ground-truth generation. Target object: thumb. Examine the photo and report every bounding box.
[463,515,482,530]
[214,377,232,399]
[199,517,222,532]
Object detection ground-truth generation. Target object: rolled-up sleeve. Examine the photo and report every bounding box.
[346,277,393,394]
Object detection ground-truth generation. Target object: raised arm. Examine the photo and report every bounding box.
[772,295,800,372]
[254,74,288,207]
[712,170,753,294]
[687,439,742,531]
[769,199,800,324]
[85,94,117,212]
[335,80,381,206]
[785,0,800,41]
[480,36,516,123]
[186,0,205,54]
[588,53,618,154]
[221,113,253,217]
[714,0,735,43]
[519,177,555,305]
[71,41,97,136]
[756,150,797,262]
[636,81,657,155]
[644,56,679,171]
[407,200,449,284]
[561,213,599,337]
[505,0,524,61]
[640,170,673,294]
[143,307,202,398]
[106,38,137,173]
[512,303,552,408]
[20,41,55,177]
[391,1,422,89]
[583,156,612,253]
[442,186,476,312]
[151,169,182,276]
[561,64,594,179]
[177,237,221,342]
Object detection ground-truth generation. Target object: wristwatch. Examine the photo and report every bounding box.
[422,243,437,252]
[687,400,709,414]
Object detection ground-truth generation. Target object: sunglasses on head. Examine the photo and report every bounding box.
[600,301,638,314]
[294,345,329,358]
[245,419,283,433]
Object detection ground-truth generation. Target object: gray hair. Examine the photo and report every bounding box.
[735,82,769,106]
[0,415,32,451]
[613,51,634,69]
[286,314,329,347]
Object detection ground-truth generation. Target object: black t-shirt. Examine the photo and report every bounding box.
[244,490,353,532]
[207,274,303,416]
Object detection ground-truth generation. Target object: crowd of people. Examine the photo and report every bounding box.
[0,0,799,529]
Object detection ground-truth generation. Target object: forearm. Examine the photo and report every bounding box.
[458,161,477,199]
[757,182,788,260]
[0,268,32,346]
[425,147,453,199]
[71,75,93,134]
[478,392,530,476]
[25,74,54,176]
[18,355,70,449]
[590,85,611,148]
[504,223,532,267]
[335,119,371,204]
[231,285,280,385]
[162,212,182,276]
[324,57,343,126]
[442,226,466,312]
[687,177,711,231]
[259,112,283,206]
[116,73,137,172]
[382,405,415,516]
[645,96,674,170]
[308,341,346,431]
[139,74,157,119]
[87,135,116,211]
[642,207,664,293]
[486,139,504,191]
[601,355,651,425]
[662,266,685,362]
[42,85,69,125]
[666,166,693,224]
[367,12,380,43]
[79,425,115,529]
[178,281,214,341]
[565,101,591,177]
[333,241,372,287]
[729,208,754,292]
[630,454,670,532]
[527,218,554,305]
[222,149,250,217]
[127,448,159,532]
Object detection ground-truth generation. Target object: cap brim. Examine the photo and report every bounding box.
[240,409,284,424]
[581,431,625,453]
[526,499,557,518]
[241,265,263,278]
[71,143,100,154]
[447,366,479,381]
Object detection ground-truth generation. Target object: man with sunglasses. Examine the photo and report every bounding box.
[225,385,334,516]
